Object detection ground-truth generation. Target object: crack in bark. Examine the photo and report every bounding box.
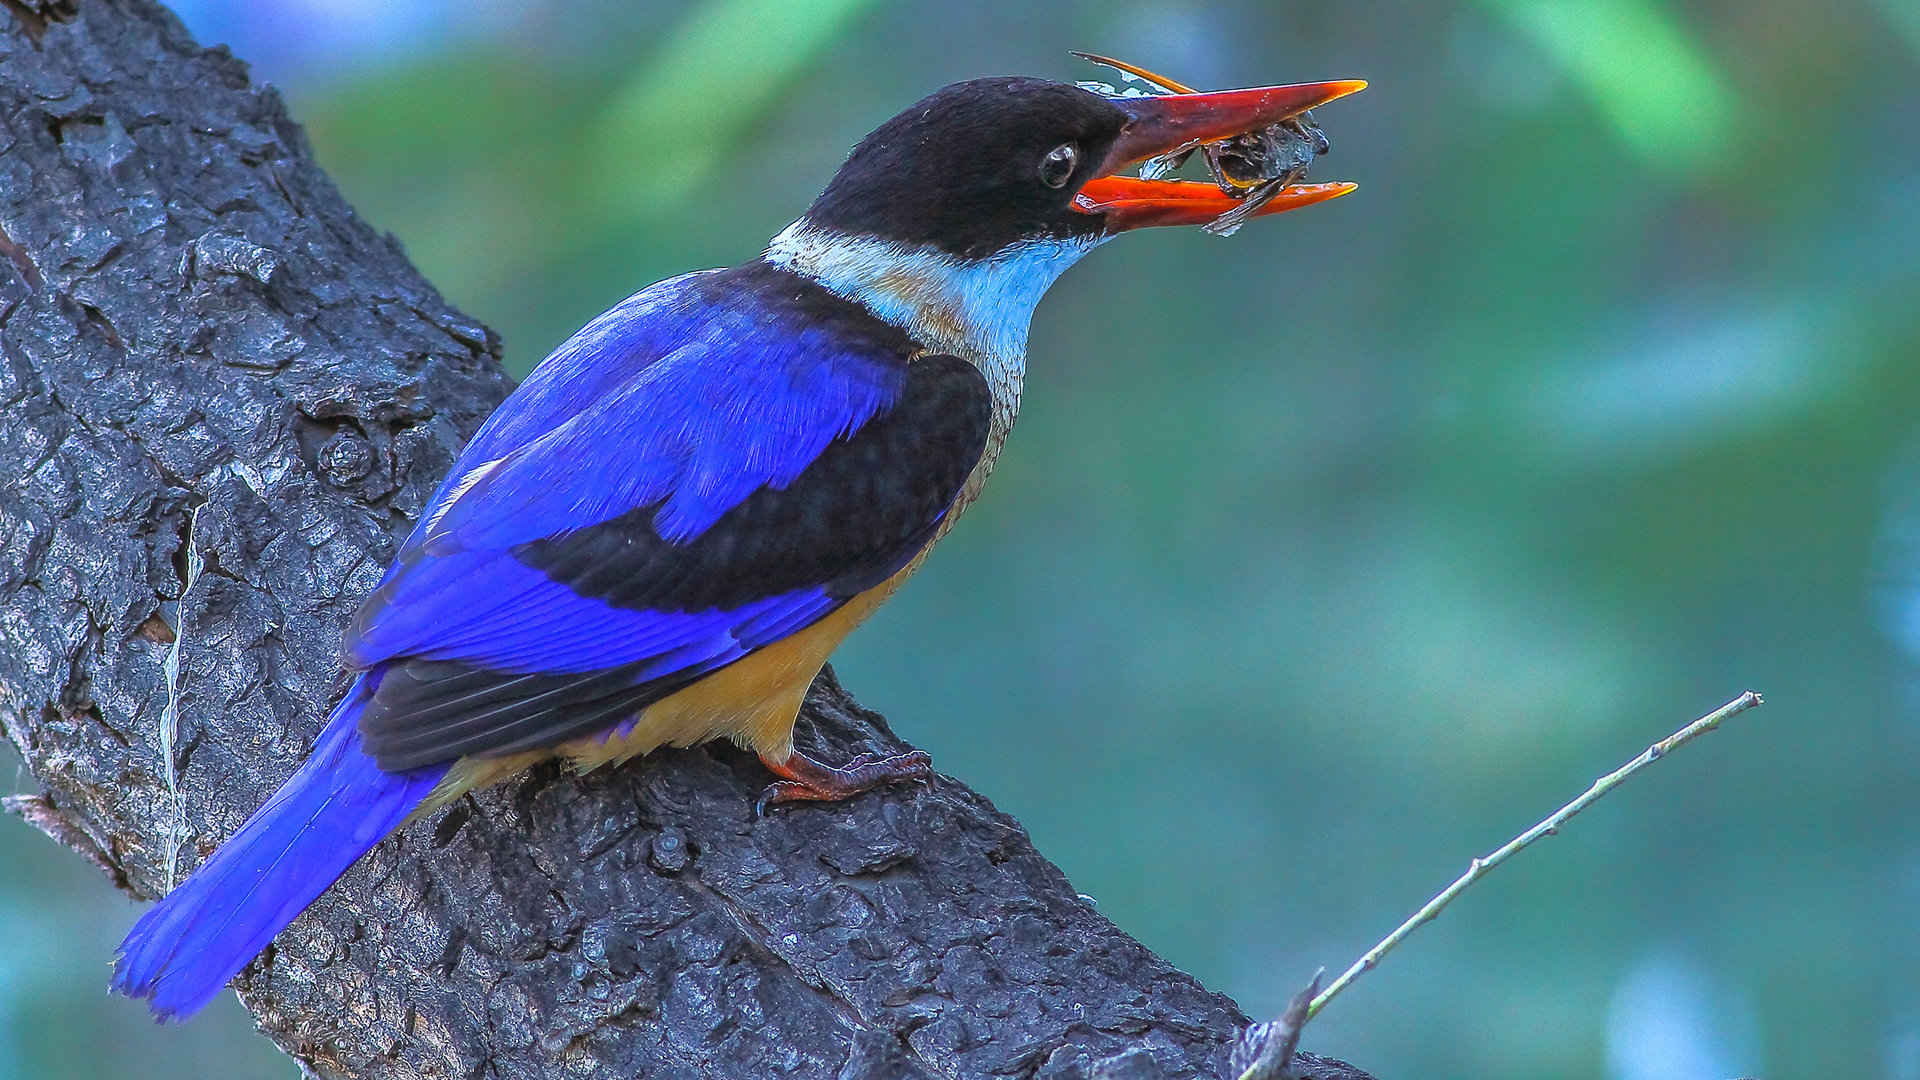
[0,219,45,290]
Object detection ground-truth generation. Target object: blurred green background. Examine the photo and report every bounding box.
[5,0,1918,1077]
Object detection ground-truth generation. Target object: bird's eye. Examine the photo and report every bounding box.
[1039,143,1078,188]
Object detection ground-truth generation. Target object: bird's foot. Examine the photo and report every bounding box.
[754,748,933,815]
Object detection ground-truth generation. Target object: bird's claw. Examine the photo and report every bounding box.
[754,749,934,816]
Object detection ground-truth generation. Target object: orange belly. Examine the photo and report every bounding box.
[556,563,910,769]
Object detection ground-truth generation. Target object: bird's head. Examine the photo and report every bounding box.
[765,74,1363,373]
[804,75,1362,255]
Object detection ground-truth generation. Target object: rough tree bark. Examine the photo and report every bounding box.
[0,3,1379,1078]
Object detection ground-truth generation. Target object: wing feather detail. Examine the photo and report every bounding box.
[349,295,990,771]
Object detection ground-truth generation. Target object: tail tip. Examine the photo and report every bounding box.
[110,940,216,1023]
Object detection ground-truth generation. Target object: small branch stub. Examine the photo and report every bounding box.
[1232,969,1323,1080]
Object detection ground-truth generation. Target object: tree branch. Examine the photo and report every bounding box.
[0,3,1375,1078]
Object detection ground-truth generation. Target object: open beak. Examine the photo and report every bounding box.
[1073,78,1367,232]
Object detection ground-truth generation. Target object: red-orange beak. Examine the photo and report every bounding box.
[1073,79,1367,232]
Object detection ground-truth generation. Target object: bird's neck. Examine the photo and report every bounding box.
[764,219,1099,433]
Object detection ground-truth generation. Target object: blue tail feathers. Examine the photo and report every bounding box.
[111,673,448,1021]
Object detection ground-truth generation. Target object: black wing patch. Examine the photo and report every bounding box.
[512,352,992,610]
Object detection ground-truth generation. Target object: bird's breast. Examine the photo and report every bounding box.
[948,358,1021,525]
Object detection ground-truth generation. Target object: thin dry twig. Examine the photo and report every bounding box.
[1305,690,1765,1020]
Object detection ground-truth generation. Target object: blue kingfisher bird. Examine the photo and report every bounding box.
[112,71,1365,1020]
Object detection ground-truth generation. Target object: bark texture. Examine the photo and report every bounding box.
[0,3,1379,1078]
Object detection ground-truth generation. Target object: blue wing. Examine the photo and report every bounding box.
[345,262,991,771]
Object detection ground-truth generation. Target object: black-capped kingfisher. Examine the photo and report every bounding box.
[112,71,1365,1020]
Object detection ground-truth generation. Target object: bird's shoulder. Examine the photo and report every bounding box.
[454,261,925,467]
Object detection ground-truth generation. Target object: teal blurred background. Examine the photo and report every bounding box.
[5,0,1918,1077]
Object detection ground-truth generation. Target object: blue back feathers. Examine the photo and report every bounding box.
[418,285,904,555]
